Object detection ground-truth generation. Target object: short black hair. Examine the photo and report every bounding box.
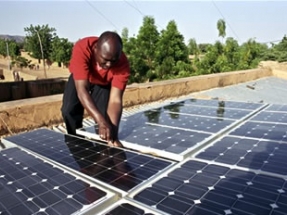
[98,31,123,48]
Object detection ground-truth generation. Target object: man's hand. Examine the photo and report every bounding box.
[97,116,113,142]
[107,139,124,148]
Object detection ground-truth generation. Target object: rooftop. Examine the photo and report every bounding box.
[1,68,287,215]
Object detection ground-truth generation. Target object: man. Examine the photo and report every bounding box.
[61,31,130,147]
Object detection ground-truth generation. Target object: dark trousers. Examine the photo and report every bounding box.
[61,74,110,135]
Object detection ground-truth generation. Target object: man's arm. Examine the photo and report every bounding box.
[106,86,124,143]
[74,79,112,141]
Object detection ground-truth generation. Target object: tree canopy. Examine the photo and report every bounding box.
[1,17,287,82]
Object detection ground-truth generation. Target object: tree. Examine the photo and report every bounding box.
[0,39,21,59]
[188,38,199,56]
[50,37,73,68]
[24,24,57,63]
[136,16,159,70]
[155,20,190,79]
[217,19,226,40]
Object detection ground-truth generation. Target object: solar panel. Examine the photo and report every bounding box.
[145,112,236,133]
[265,104,287,112]
[250,111,287,124]
[2,129,174,194]
[0,147,115,215]
[162,102,254,120]
[195,135,287,175]
[229,121,287,143]
[130,159,287,215]
[78,124,213,161]
[180,98,265,110]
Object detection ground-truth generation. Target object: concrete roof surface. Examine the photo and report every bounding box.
[190,77,287,105]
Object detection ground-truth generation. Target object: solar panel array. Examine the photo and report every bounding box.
[2,98,287,215]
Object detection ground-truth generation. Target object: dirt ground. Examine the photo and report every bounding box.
[0,52,70,82]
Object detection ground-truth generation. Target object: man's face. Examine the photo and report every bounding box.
[94,43,121,70]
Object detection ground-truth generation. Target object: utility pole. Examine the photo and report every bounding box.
[36,30,47,78]
[6,40,10,70]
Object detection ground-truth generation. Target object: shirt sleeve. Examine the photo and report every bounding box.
[111,53,130,90]
[69,42,90,80]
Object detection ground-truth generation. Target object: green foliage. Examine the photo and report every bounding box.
[188,38,199,55]
[0,39,21,59]
[11,56,31,69]
[50,37,73,67]
[217,19,226,39]
[24,24,56,61]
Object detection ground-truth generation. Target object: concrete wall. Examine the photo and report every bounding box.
[0,68,273,136]
[0,78,66,102]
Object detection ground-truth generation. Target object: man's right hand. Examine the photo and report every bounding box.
[97,116,113,142]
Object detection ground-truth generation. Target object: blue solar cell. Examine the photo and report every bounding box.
[196,136,287,175]
[265,104,287,112]
[3,128,172,192]
[229,121,287,142]
[250,111,287,124]
[0,147,107,215]
[133,160,287,215]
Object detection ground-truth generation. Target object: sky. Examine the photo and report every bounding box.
[0,0,286,45]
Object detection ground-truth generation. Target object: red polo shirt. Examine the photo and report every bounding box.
[69,37,130,90]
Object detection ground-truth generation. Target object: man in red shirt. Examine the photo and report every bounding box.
[61,31,130,147]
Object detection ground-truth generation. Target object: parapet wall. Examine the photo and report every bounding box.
[0,68,273,136]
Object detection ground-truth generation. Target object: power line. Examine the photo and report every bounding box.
[122,0,164,31]
[212,1,241,43]
[84,0,120,32]
[123,0,145,17]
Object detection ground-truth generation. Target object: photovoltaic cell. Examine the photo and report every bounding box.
[3,129,173,193]
[229,121,287,142]
[132,160,287,215]
[0,147,109,215]
[250,111,287,124]
[265,104,287,112]
[195,136,287,175]
[181,98,264,110]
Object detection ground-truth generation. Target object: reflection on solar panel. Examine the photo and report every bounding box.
[182,98,264,110]
[162,103,254,120]
[142,111,235,133]
[131,159,287,215]
[229,121,287,142]
[0,147,113,215]
[196,136,287,175]
[3,129,173,193]
[250,111,287,124]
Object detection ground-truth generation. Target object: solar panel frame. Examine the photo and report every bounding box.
[98,198,168,215]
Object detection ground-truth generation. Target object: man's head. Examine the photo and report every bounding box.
[94,31,123,70]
